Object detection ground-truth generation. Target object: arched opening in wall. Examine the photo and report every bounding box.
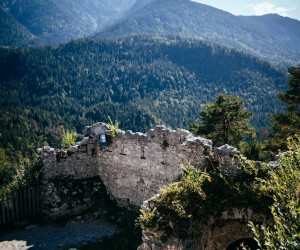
[226,238,258,250]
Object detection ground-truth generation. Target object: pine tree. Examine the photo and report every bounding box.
[270,66,300,150]
[190,94,254,147]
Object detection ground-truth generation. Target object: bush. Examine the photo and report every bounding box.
[138,161,272,241]
[0,148,16,188]
[61,129,78,148]
[250,136,300,249]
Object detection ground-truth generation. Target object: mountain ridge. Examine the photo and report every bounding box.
[95,0,300,67]
[1,0,299,69]
[0,0,137,46]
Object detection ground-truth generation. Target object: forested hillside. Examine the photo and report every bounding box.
[1,0,300,69]
[0,9,33,46]
[97,0,300,67]
[0,36,286,159]
[0,0,136,46]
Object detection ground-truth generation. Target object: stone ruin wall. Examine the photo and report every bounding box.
[39,123,267,249]
[39,123,241,219]
[138,205,266,250]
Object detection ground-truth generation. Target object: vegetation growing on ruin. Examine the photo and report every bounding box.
[250,137,300,249]
[61,129,78,148]
[106,116,120,137]
[138,137,300,246]
[138,159,272,241]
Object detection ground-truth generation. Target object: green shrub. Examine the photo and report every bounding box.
[138,160,273,241]
[0,156,42,196]
[107,116,119,137]
[250,136,300,249]
[61,129,78,148]
[0,148,16,189]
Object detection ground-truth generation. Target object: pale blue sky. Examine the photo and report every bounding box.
[192,0,300,20]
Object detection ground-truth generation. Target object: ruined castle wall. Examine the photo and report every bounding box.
[39,124,244,219]
[138,208,265,250]
[39,124,214,217]
[39,138,105,219]
[96,125,213,205]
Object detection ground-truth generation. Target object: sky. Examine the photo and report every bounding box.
[192,0,300,21]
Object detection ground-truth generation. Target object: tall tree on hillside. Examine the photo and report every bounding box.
[270,66,300,150]
[190,94,254,147]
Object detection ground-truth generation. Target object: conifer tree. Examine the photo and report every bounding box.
[270,66,300,150]
[190,94,254,147]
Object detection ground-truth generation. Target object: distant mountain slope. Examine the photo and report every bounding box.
[127,0,154,14]
[0,8,33,46]
[0,36,286,157]
[0,0,137,46]
[1,0,299,68]
[97,0,300,67]
[240,14,300,50]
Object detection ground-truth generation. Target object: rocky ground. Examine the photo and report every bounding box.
[0,213,118,250]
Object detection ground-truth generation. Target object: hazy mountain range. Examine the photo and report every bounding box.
[0,0,136,46]
[1,0,300,66]
[96,0,300,67]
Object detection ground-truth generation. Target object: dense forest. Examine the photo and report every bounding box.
[0,36,286,160]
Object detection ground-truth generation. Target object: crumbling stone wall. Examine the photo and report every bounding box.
[96,125,214,205]
[41,176,108,220]
[39,123,242,219]
[138,207,265,250]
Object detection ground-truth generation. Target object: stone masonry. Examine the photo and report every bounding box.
[38,123,269,249]
[39,123,242,218]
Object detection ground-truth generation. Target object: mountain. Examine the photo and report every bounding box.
[127,0,154,14]
[0,36,286,158]
[96,0,300,67]
[1,0,300,68]
[0,8,33,46]
[0,0,136,46]
[240,14,300,51]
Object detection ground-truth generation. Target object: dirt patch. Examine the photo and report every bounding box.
[0,214,118,250]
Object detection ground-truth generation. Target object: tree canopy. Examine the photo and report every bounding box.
[190,94,254,147]
[270,66,300,150]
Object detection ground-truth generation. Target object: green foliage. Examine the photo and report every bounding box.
[138,164,211,240]
[0,147,42,196]
[270,66,300,151]
[0,36,285,158]
[107,116,119,137]
[250,137,300,249]
[138,161,271,241]
[190,94,255,147]
[12,157,42,188]
[240,138,271,161]
[0,156,42,196]
[0,9,33,47]
[61,128,78,148]
[98,0,300,67]
[240,139,261,160]
[0,148,15,187]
